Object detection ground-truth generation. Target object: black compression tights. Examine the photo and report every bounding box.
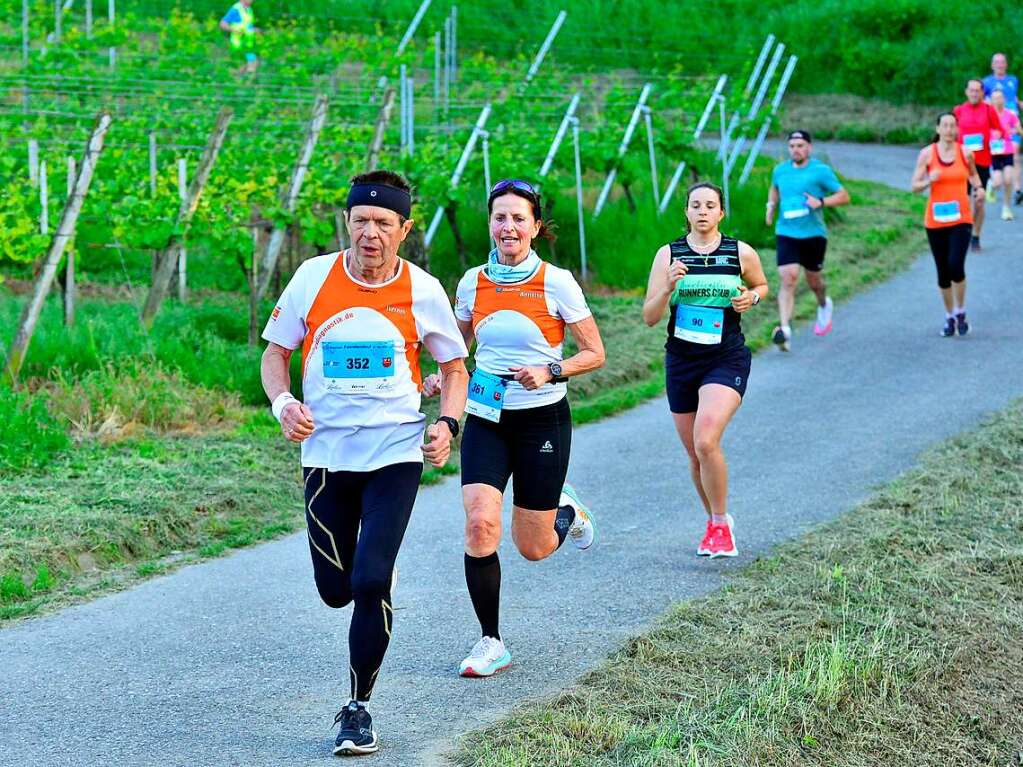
[303,463,422,702]
[926,224,971,288]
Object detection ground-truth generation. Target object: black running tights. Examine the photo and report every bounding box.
[302,462,422,702]
[926,223,971,289]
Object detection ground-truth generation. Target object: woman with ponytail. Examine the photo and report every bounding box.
[642,182,769,559]
[425,179,605,679]
[911,112,984,336]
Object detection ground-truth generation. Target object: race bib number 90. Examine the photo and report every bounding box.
[322,341,396,393]
[674,305,724,345]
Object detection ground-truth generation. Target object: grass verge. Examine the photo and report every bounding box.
[0,177,925,624]
[454,400,1023,767]
[781,93,936,146]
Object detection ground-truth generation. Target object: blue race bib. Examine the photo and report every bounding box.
[991,138,1007,154]
[322,341,396,393]
[780,196,811,220]
[931,200,962,224]
[963,133,984,152]
[674,305,725,345]
[465,369,507,423]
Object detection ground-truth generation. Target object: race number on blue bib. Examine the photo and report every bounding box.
[465,369,507,423]
[674,305,725,345]
[991,138,1007,154]
[322,341,396,392]
[780,196,811,220]
[963,133,984,152]
[931,200,962,224]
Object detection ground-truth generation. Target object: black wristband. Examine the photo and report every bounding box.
[435,416,459,439]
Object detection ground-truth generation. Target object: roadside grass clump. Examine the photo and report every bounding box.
[455,402,1023,767]
[0,383,69,473]
[43,358,245,441]
[0,294,270,405]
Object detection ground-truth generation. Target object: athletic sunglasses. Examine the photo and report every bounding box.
[489,179,539,199]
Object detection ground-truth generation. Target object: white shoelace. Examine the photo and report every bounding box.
[468,636,503,662]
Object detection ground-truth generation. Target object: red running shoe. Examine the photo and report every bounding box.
[706,515,738,558]
[696,519,714,556]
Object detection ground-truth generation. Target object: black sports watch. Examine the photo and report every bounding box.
[435,415,459,438]
[547,362,563,380]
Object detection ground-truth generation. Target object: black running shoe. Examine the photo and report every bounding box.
[970,235,981,252]
[333,702,378,756]
[772,325,791,352]
[955,312,970,336]
[941,317,956,337]
[1014,189,1023,206]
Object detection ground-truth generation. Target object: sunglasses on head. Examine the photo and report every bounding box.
[489,179,539,199]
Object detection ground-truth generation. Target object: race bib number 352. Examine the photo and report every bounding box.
[322,341,397,392]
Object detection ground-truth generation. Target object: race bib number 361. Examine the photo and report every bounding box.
[464,369,506,423]
[322,341,396,393]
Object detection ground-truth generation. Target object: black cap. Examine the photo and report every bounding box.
[787,130,812,143]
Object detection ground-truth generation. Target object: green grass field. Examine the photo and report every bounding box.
[453,400,1023,767]
[0,177,925,624]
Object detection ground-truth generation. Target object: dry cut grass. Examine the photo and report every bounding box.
[455,402,1023,767]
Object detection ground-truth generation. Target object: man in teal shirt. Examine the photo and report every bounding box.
[765,130,850,351]
[219,0,259,74]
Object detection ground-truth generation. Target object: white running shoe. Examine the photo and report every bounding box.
[814,296,833,336]
[1002,206,1014,221]
[560,483,596,550]
[458,636,512,678]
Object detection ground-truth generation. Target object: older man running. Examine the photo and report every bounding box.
[260,170,469,756]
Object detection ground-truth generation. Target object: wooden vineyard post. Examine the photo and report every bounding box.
[248,218,260,346]
[176,158,188,302]
[366,86,396,171]
[5,113,112,383]
[255,95,328,302]
[64,155,76,326]
[141,108,232,327]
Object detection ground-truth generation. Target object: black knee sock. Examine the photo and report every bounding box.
[348,592,392,702]
[464,552,501,640]
[554,504,575,548]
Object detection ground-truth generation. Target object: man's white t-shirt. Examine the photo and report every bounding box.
[454,261,591,409]
[262,251,467,471]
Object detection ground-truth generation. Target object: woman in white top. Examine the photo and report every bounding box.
[425,179,604,678]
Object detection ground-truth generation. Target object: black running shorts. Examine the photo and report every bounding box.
[975,164,991,190]
[776,234,827,272]
[460,397,571,510]
[992,155,1014,171]
[665,346,751,414]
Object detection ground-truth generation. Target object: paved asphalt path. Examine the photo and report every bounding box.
[3,143,1022,767]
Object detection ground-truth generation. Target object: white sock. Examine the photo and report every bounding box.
[955,306,965,316]
[946,311,955,320]
[781,324,791,334]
